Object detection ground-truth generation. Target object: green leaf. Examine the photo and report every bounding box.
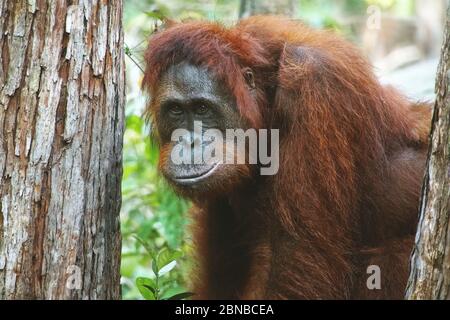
[157,248,182,270]
[160,286,186,300]
[151,257,159,276]
[125,115,144,134]
[144,10,165,21]
[158,260,176,276]
[166,292,195,300]
[133,235,155,259]
[136,277,156,300]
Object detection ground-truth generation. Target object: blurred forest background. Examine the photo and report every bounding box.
[120,0,445,299]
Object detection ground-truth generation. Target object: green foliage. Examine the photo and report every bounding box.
[133,237,194,300]
[120,111,192,299]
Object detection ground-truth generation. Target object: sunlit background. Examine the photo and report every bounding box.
[120,0,445,299]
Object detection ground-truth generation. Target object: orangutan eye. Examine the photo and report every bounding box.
[195,104,209,115]
[168,105,183,116]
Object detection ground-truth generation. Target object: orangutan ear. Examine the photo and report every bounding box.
[242,67,256,90]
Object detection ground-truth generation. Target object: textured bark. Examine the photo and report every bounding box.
[239,0,296,18]
[405,5,450,300]
[0,0,124,299]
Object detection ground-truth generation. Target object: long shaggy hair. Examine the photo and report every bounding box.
[143,16,431,299]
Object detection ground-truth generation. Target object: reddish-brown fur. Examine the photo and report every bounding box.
[143,16,431,299]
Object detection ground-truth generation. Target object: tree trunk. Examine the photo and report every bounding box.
[405,5,450,300]
[0,0,124,299]
[239,0,296,18]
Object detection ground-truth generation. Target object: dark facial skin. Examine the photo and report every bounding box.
[153,63,252,197]
[156,63,242,140]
